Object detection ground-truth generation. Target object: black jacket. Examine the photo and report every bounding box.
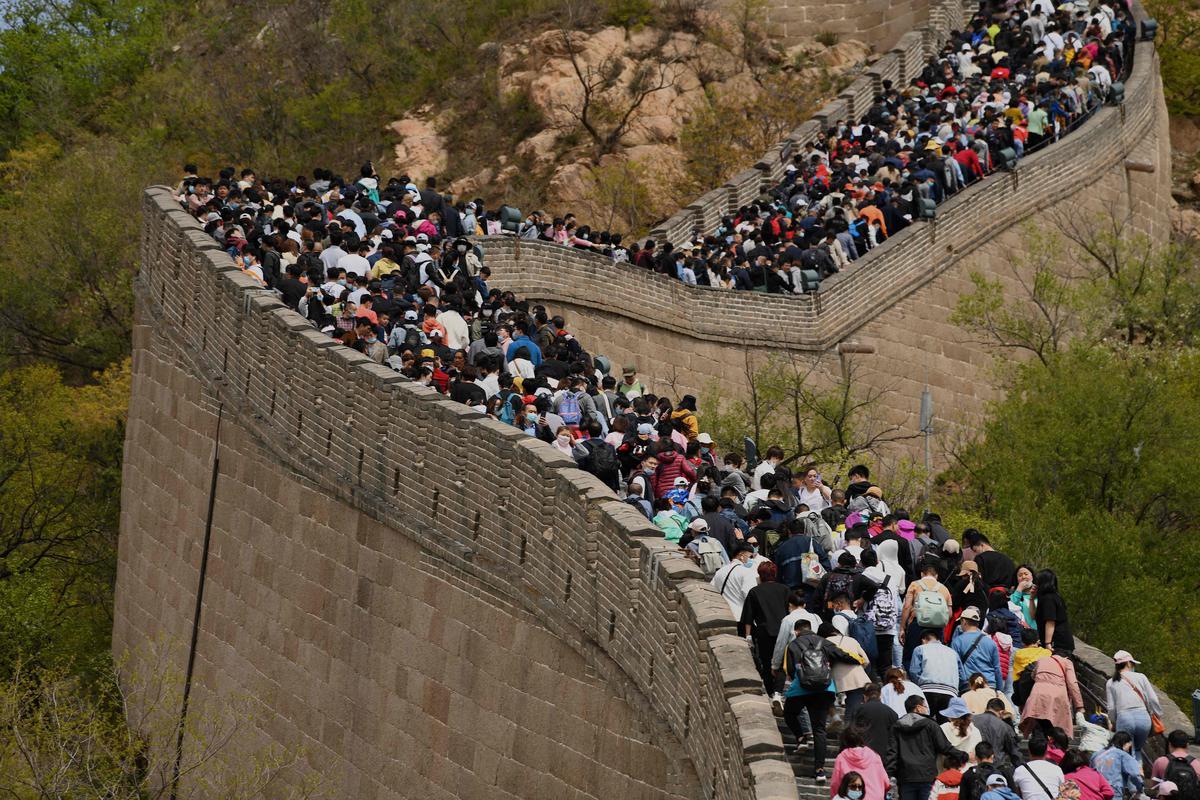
[853,699,899,760]
[887,712,964,783]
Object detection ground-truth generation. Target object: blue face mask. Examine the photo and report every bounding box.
[848,790,864,800]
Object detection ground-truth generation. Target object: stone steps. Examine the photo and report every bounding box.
[773,705,1084,800]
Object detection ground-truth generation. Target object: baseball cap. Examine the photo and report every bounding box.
[1112,650,1140,665]
[673,477,689,487]
[986,775,1008,788]
[959,606,982,622]
[637,423,654,436]
[958,560,980,576]
[622,364,637,376]
[688,518,709,532]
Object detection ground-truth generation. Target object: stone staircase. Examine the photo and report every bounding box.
[773,704,1087,800]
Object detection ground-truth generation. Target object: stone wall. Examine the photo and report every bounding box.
[758,0,932,49]
[480,26,1173,463]
[114,188,799,800]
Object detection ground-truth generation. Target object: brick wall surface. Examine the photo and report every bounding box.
[750,0,934,49]
[114,189,801,799]
[480,33,1172,463]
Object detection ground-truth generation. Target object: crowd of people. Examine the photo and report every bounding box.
[172,1,1174,794]
[511,0,1137,296]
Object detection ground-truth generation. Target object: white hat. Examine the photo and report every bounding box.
[1113,650,1140,665]
[673,476,690,487]
[697,433,714,444]
[688,518,709,531]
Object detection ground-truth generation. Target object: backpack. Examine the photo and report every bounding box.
[694,536,727,577]
[1012,660,1037,707]
[914,580,951,628]
[798,510,834,549]
[623,494,652,520]
[497,391,518,425]
[868,574,899,633]
[788,636,833,691]
[843,612,879,662]
[1165,755,1200,800]
[587,441,619,475]
[558,391,582,425]
[825,570,858,609]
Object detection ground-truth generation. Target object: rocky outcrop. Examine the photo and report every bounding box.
[390,22,870,225]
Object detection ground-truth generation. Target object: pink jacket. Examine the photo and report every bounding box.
[831,747,890,800]
[1066,767,1115,800]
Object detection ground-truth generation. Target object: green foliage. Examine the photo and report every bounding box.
[0,361,128,680]
[698,352,921,486]
[0,0,168,155]
[677,63,837,196]
[815,30,840,47]
[947,217,1200,703]
[606,0,656,28]
[1146,0,1200,117]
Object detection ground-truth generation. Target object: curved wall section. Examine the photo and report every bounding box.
[114,188,799,800]
[481,36,1172,458]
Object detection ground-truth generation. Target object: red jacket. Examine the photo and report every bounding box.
[651,450,696,499]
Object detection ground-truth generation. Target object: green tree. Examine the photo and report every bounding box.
[947,216,1200,702]
[1146,0,1200,117]
[0,361,128,679]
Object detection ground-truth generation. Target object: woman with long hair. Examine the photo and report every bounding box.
[1033,569,1073,654]
[1105,650,1162,754]
[881,667,927,718]
[939,697,983,768]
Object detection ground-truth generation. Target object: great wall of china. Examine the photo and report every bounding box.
[115,1,1186,798]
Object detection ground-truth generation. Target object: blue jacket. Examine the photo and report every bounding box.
[772,534,830,590]
[505,335,542,366]
[952,629,1002,691]
[910,641,960,696]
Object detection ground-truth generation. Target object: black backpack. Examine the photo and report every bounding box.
[586,440,619,476]
[787,636,832,691]
[1165,755,1200,800]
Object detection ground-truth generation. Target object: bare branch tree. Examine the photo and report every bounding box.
[555,31,682,161]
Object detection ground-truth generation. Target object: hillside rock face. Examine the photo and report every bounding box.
[390,21,871,225]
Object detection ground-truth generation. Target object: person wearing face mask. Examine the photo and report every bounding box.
[551,426,586,461]
[833,727,890,800]
[710,543,763,622]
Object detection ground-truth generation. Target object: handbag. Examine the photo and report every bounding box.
[1123,675,1165,735]
[801,536,825,586]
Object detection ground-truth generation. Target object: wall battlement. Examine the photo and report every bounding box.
[115,188,799,799]
[482,17,1171,459]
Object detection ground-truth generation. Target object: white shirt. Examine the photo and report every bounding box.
[881,680,927,717]
[796,484,829,513]
[320,246,347,272]
[437,309,470,350]
[337,253,371,278]
[337,209,366,238]
[476,374,499,400]
[752,461,779,491]
[1014,761,1065,800]
[710,556,763,621]
[771,608,824,669]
